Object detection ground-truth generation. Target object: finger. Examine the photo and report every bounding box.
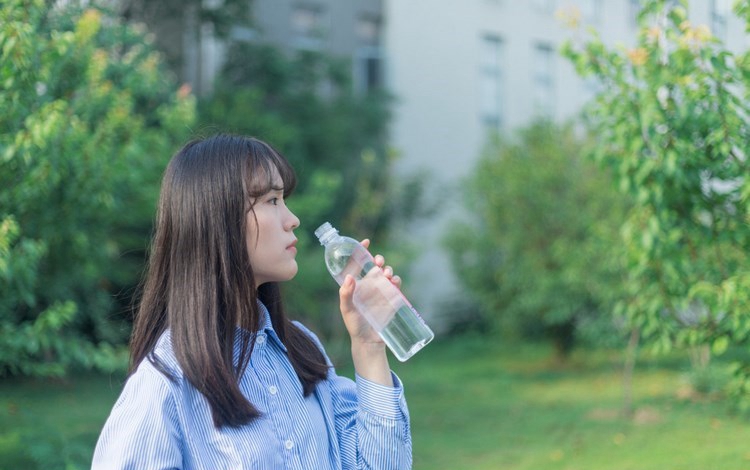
[373,254,385,267]
[338,275,356,314]
[391,275,402,288]
[360,239,370,249]
[383,266,394,278]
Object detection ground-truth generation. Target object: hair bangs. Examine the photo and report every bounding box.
[245,139,297,203]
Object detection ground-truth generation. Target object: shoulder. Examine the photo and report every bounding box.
[291,320,317,340]
[291,320,334,367]
[116,330,184,408]
[123,346,181,404]
[292,321,324,350]
[142,329,184,381]
[116,360,176,411]
[100,347,183,442]
[93,347,184,467]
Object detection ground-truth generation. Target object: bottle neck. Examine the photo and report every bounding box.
[317,229,339,246]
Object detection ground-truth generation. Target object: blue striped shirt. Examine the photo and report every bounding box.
[92,303,412,469]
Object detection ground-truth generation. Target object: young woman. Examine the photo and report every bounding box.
[92,135,412,469]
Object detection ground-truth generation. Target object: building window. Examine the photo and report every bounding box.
[479,35,504,130]
[291,4,327,50]
[532,0,556,14]
[711,0,731,41]
[578,0,601,24]
[354,15,382,94]
[354,47,382,94]
[533,43,555,118]
[357,14,380,45]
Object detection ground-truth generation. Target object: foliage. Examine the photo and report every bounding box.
[0,373,122,469]
[118,0,252,76]
[3,340,750,469]
[120,0,251,36]
[201,43,395,229]
[0,0,195,377]
[198,42,411,343]
[562,0,750,408]
[444,121,628,356]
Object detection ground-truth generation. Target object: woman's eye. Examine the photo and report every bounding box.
[269,197,279,206]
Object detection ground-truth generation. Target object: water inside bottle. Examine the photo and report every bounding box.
[378,304,434,361]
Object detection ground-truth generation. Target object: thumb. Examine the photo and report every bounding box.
[339,275,356,314]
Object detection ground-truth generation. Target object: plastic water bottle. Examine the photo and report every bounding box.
[315,222,434,361]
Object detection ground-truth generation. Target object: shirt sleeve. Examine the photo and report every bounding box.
[335,371,413,470]
[293,320,412,469]
[91,364,183,470]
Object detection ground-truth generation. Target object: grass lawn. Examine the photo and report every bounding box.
[1,334,749,469]
[390,336,750,470]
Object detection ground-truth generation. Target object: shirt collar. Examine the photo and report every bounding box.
[256,300,287,353]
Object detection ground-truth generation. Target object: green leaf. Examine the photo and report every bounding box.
[712,336,730,356]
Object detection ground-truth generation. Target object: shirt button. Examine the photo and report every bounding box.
[268,385,277,395]
[284,440,294,450]
[256,335,266,345]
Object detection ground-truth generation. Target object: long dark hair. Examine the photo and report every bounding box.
[130,134,329,428]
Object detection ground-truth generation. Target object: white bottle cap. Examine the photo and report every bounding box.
[314,222,338,245]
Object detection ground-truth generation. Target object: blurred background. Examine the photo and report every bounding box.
[3,0,750,468]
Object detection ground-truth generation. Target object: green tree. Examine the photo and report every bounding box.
[201,43,394,229]
[198,42,409,345]
[445,121,627,358]
[563,0,750,406]
[0,0,195,377]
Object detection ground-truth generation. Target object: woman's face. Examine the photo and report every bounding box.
[246,171,301,288]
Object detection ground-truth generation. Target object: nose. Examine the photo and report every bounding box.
[285,206,300,231]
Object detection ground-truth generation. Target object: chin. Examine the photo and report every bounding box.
[283,264,299,281]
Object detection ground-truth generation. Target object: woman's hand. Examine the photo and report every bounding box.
[338,239,399,386]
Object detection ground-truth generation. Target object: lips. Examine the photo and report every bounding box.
[286,239,298,251]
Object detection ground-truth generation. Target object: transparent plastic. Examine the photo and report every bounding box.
[315,222,434,361]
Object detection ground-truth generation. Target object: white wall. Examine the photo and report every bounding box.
[383,0,748,328]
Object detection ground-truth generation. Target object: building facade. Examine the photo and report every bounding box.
[176,0,384,95]
[383,0,748,327]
